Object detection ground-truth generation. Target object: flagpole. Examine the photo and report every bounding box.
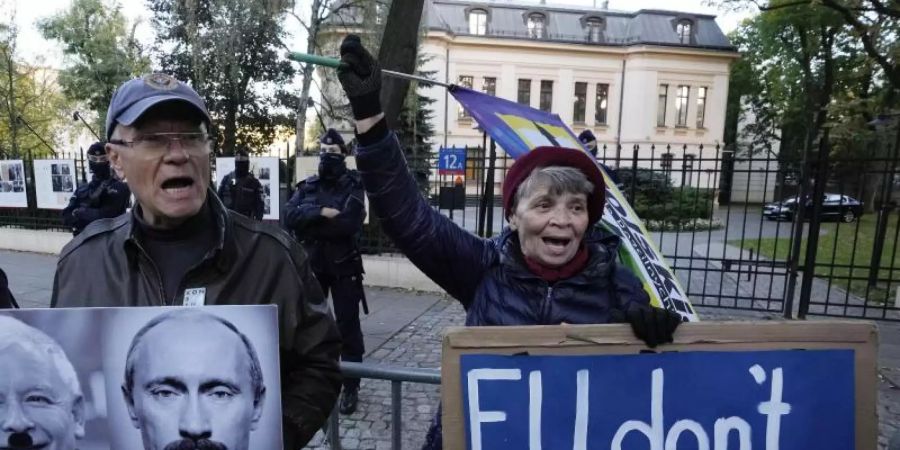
[286,52,454,89]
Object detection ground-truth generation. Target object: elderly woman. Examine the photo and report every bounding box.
[336,35,681,448]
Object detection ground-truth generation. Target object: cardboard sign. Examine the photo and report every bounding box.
[441,321,877,450]
[0,305,283,450]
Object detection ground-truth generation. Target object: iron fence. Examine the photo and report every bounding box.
[2,135,899,321]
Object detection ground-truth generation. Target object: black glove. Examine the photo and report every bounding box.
[612,304,682,348]
[338,34,382,120]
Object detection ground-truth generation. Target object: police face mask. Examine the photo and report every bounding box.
[235,159,250,178]
[318,152,347,180]
[87,152,111,179]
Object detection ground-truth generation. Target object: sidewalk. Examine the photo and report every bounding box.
[2,250,898,448]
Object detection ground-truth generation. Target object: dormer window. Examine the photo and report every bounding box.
[586,17,603,42]
[469,9,488,35]
[527,13,546,39]
[676,19,693,44]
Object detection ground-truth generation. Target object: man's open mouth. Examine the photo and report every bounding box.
[161,177,195,191]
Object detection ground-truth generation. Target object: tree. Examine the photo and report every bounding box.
[395,58,436,194]
[720,0,896,211]
[712,0,899,99]
[0,18,70,158]
[149,0,297,154]
[38,0,150,135]
[285,0,370,153]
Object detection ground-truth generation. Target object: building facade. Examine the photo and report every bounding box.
[320,0,739,191]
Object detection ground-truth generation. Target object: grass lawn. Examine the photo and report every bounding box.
[730,213,900,305]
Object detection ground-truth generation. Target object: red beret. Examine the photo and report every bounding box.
[502,146,606,226]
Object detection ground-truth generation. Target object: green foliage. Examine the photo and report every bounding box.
[148,0,297,154]
[395,59,436,194]
[0,22,70,158]
[619,168,714,229]
[38,0,150,134]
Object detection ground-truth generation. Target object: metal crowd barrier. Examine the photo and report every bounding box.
[325,361,442,450]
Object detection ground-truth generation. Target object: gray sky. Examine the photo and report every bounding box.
[10,0,754,67]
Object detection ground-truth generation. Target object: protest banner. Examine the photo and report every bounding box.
[34,159,76,209]
[0,159,27,208]
[441,321,877,449]
[450,86,697,321]
[0,305,283,450]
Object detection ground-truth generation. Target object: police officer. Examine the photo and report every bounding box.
[577,129,621,186]
[62,141,131,236]
[284,129,367,415]
[217,149,265,220]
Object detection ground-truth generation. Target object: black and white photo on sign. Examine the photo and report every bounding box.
[0,305,283,450]
[0,159,28,207]
[35,159,77,210]
[214,157,280,220]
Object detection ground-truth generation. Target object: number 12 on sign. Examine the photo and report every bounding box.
[439,147,467,176]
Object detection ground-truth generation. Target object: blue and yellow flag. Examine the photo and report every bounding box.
[451,86,697,321]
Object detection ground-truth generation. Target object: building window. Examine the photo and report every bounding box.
[676,20,692,44]
[527,13,546,39]
[469,9,487,35]
[586,18,603,42]
[483,77,496,96]
[517,79,531,105]
[661,152,674,176]
[675,85,690,127]
[696,87,707,128]
[595,83,609,125]
[573,82,587,123]
[540,80,553,112]
[458,75,473,118]
[657,84,668,127]
[683,154,696,185]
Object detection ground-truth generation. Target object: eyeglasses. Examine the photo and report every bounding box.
[109,132,211,156]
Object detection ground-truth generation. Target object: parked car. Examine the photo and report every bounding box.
[763,193,864,223]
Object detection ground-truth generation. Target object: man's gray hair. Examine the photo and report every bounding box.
[512,166,595,212]
[0,315,83,399]
[122,309,265,404]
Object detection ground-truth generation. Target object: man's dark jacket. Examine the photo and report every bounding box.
[51,191,341,447]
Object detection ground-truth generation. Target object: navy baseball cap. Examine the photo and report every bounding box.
[319,128,346,147]
[105,73,212,140]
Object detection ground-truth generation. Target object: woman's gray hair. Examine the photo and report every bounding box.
[511,166,594,212]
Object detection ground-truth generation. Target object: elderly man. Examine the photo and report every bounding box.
[51,73,341,447]
[122,309,266,450]
[0,315,85,450]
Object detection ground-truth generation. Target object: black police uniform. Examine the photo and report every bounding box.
[217,170,265,220]
[283,159,367,392]
[62,159,131,236]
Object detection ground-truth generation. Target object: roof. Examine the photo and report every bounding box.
[425,0,735,50]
